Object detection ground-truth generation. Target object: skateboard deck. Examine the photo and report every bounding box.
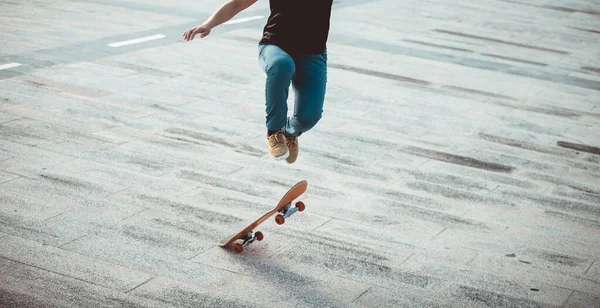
[218,180,308,253]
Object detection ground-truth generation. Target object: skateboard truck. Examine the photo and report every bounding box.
[233,231,264,253]
[275,201,305,225]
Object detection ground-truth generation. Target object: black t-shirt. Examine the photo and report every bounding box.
[259,0,333,55]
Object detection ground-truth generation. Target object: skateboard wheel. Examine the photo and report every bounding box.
[275,214,285,225]
[296,201,305,212]
[233,243,243,253]
[255,231,264,241]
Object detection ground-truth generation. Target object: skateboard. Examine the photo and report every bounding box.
[218,180,308,253]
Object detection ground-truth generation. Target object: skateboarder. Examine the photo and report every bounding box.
[183,0,333,164]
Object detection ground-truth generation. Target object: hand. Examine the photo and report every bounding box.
[183,24,211,41]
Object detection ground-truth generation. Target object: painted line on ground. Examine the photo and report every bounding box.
[224,15,263,25]
[108,34,166,47]
[0,63,21,70]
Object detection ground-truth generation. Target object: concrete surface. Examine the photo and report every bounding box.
[1,0,599,307]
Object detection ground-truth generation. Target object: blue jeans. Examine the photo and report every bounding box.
[258,44,327,137]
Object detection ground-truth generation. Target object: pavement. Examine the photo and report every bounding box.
[0,0,599,307]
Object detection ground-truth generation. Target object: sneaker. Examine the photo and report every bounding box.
[267,129,289,160]
[284,134,298,164]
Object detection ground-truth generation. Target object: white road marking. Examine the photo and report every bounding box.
[224,16,263,25]
[108,34,166,47]
[0,62,21,70]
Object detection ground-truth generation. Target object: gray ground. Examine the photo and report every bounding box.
[1,0,599,307]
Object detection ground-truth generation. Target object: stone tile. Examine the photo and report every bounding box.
[1,173,117,207]
[489,186,600,228]
[43,201,145,235]
[0,264,166,308]
[77,133,254,178]
[585,260,600,281]
[563,291,600,308]
[42,158,153,192]
[0,117,64,148]
[468,252,600,295]
[194,234,302,272]
[115,77,205,106]
[128,276,261,308]
[110,186,249,227]
[0,170,19,184]
[0,209,81,246]
[0,140,75,177]
[354,286,455,308]
[90,209,220,260]
[0,175,146,246]
[497,245,594,276]
[495,226,600,260]
[11,74,111,98]
[0,111,19,124]
[0,234,155,292]
[76,142,180,176]
[0,256,17,273]
[216,273,368,308]
[131,273,363,308]
[400,255,573,307]
[0,117,114,156]
[299,196,451,246]
[265,226,431,291]
[61,234,237,289]
[0,189,70,220]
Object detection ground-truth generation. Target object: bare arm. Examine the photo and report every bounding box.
[183,0,258,41]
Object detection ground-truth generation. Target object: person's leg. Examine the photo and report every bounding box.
[282,50,328,163]
[258,44,296,159]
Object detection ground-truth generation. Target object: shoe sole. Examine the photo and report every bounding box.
[270,149,290,160]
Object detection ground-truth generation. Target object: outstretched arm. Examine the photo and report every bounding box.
[183,0,258,41]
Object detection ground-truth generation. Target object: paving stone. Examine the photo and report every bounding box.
[11,74,112,98]
[1,172,117,205]
[0,117,114,154]
[0,111,19,124]
[131,273,362,308]
[400,255,572,307]
[490,186,600,227]
[92,208,230,259]
[0,264,166,308]
[354,286,455,308]
[41,158,153,192]
[0,89,149,149]
[0,210,70,246]
[128,276,263,308]
[0,175,147,245]
[562,291,600,308]
[0,171,19,184]
[0,189,70,220]
[75,142,179,176]
[496,225,600,261]
[110,186,249,225]
[0,256,17,273]
[214,273,368,307]
[260,225,435,291]
[0,234,155,292]
[468,252,600,295]
[584,260,600,281]
[82,131,258,177]
[42,201,145,237]
[61,234,237,289]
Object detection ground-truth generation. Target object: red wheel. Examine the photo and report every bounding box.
[255,231,264,241]
[233,243,243,253]
[296,201,305,212]
[275,214,285,225]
